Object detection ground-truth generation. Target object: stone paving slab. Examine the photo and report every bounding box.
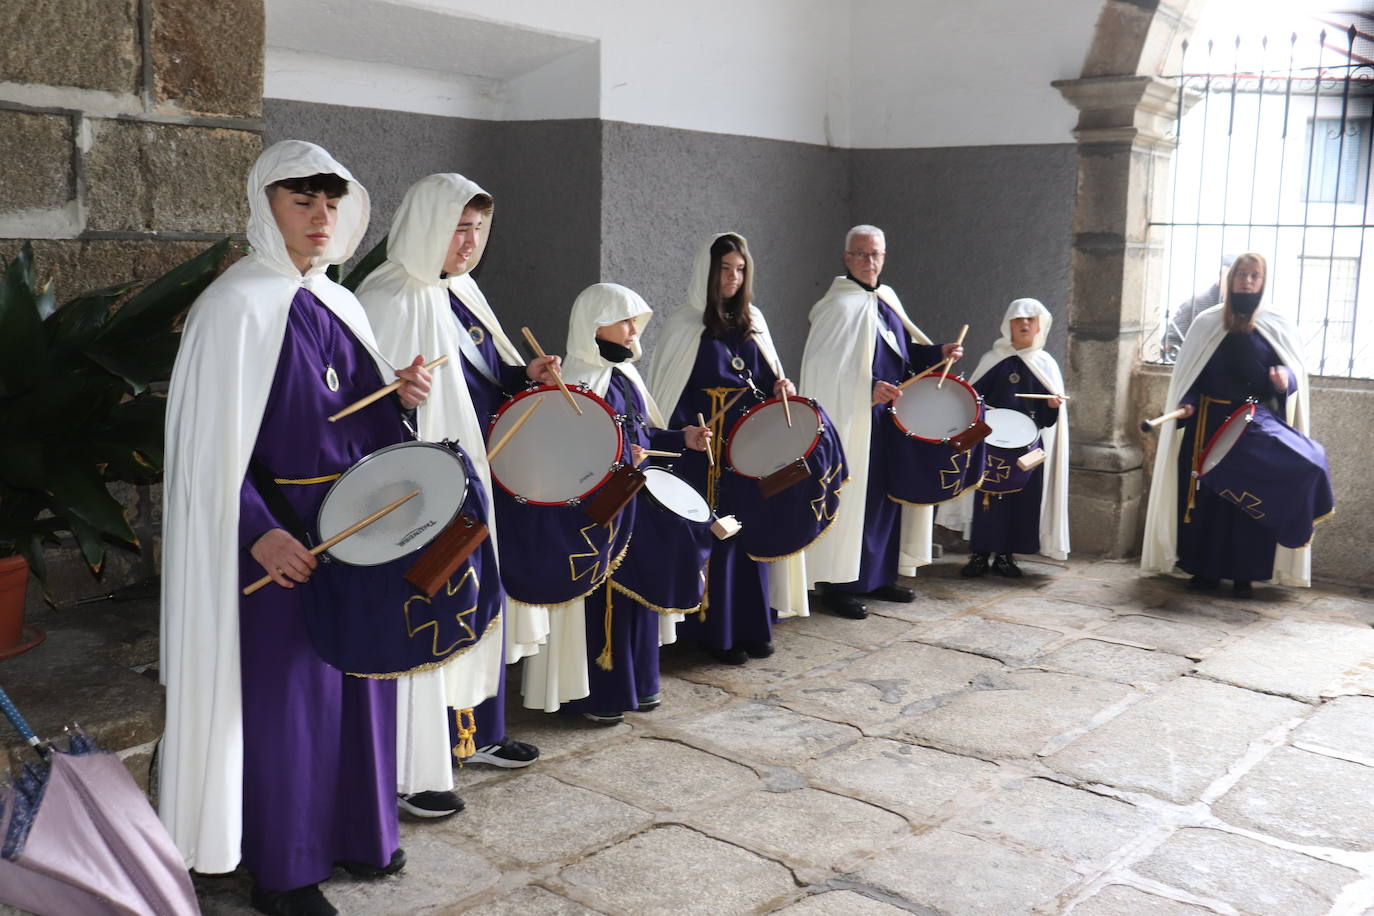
[687,786,910,872]
[327,837,500,916]
[1069,884,1219,915]
[551,736,758,814]
[1035,639,1193,686]
[978,594,1117,631]
[1213,745,1374,851]
[1035,576,1171,613]
[664,632,858,695]
[458,885,603,915]
[800,737,999,820]
[1292,695,1374,763]
[1130,827,1358,916]
[772,889,911,914]
[913,615,1064,663]
[863,588,971,623]
[1143,592,1264,632]
[556,824,796,915]
[1046,677,1306,804]
[898,669,1134,761]
[658,699,861,767]
[778,609,918,649]
[1090,614,1229,659]
[946,776,1156,866]
[1306,593,1374,627]
[913,564,1027,607]
[1193,618,1374,702]
[853,829,1080,915]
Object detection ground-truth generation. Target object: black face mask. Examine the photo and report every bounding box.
[596,337,633,363]
[1229,291,1262,317]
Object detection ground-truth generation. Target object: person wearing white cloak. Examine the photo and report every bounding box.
[799,225,963,619]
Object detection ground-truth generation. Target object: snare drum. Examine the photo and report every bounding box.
[979,407,1042,496]
[720,396,848,560]
[885,374,985,505]
[487,384,633,606]
[611,467,714,612]
[304,440,503,679]
[1196,402,1334,549]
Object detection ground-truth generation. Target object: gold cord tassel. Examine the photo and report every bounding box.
[451,707,477,763]
[596,581,615,671]
[982,490,991,511]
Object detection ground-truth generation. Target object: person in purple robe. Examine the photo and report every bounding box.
[160,142,435,916]
[647,233,797,664]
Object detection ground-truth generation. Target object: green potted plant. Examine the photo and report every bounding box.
[0,239,231,653]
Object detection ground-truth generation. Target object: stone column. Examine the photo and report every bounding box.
[1052,75,1178,557]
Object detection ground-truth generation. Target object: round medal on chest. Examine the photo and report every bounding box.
[325,366,340,392]
[469,325,485,346]
[1008,371,1021,384]
[730,355,747,372]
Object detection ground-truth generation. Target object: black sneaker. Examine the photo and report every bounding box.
[961,554,989,578]
[337,848,406,879]
[992,554,1023,578]
[637,692,662,710]
[468,739,540,769]
[398,791,463,818]
[251,883,337,916]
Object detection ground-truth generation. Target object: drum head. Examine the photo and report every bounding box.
[726,397,822,478]
[984,408,1038,449]
[1199,403,1254,476]
[488,387,622,503]
[643,467,712,522]
[318,441,469,566]
[892,375,981,440]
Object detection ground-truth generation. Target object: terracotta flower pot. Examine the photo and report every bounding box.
[0,555,27,650]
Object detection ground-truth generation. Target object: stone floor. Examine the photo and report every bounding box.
[14,554,1374,915]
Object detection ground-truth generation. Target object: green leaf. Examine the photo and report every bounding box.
[44,281,131,353]
[17,534,46,586]
[45,462,136,544]
[342,236,388,291]
[0,243,50,397]
[102,238,230,343]
[67,517,108,571]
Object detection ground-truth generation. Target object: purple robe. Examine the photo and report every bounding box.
[1175,331,1296,582]
[830,297,942,593]
[969,355,1060,555]
[665,327,778,650]
[236,288,399,891]
[562,369,683,715]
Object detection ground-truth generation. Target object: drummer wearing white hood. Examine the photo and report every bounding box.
[799,225,963,619]
[357,174,554,817]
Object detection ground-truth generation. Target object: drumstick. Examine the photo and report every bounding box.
[1015,392,1071,401]
[696,412,713,467]
[1141,406,1190,432]
[243,489,421,595]
[897,363,941,391]
[520,326,582,416]
[936,324,969,390]
[486,395,544,462]
[641,449,682,458]
[780,392,793,428]
[327,355,449,423]
[706,389,747,427]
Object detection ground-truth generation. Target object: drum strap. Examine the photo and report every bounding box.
[1186,396,1230,524]
[248,460,315,548]
[704,386,747,508]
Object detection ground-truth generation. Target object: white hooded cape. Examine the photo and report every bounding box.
[159,141,388,872]
[521,283,683,710]
[936,298,1071,560]
[645,232,809,618]
[355,173,541,794]
[1141,303,1314,586]
[799,276,936,585]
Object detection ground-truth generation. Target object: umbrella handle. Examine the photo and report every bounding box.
[0,684,41,751]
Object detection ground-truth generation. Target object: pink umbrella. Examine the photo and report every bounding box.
[0,686,200,916]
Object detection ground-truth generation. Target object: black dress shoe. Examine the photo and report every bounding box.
[869,583,915,603]
[992,554,1023,578]
[1187,575,1219,592]
[1232,580,1253,598]
[251,883,338,916]
[711,646,750,665]
[824,591,868,619]
[337,847,406,879]
[741,640,774,658]
[961,554,989,578]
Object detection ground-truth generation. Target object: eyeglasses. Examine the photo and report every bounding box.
[846,251,885,260]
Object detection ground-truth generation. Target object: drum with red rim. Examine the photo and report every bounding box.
[885,374,985,505]
[978,407,1041,496]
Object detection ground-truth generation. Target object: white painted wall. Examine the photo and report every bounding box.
[266,0,1106,148]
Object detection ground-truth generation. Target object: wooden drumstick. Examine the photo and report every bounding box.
[936,324,969,389]
[243,489,421,595]
[696,412,714,467]
[897,363,941,391]
[1015,392,1071,401]
[520,326,582,415]
[780,390,793,428]
[328,355,449,423]
[1141,406,1190,432]
[641,449,682,458]
[486,395,544,462]
[706,389,747,427]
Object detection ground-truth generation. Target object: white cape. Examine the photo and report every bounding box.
[159,141,391,872]
[936,298,1070,560]
[1140,304,1314,586]
[799,276,936,585]
[645,232,809,617]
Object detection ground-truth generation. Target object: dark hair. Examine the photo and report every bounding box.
[466,192,494,215]
[703,234,754,339]
[269,172,350,198]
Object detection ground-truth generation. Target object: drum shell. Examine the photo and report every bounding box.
[722,399,849,560]
[612,468,713,612]
[494,489,632,606]
[980,434,1043,496]
[1196,405,1334,549]
[884,376,986,505]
